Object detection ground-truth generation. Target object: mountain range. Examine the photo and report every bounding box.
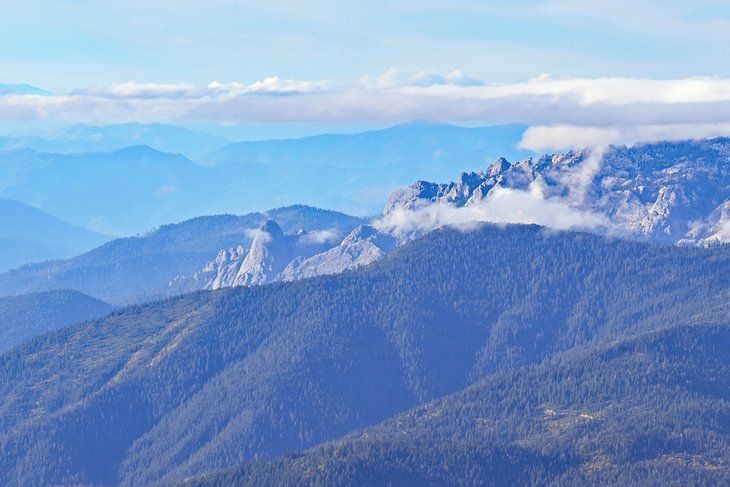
[0,198,110,271]
[0,205,365,305]
[0,123,232,159]
[170,138,730,295]
[1,223,728,486]
[2,132,730,486]
[0,122,529,234]
[382,138,730,245]
[5,137,730,304]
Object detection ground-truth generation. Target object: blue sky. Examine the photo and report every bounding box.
[2,1,730,144]
[3,0,729,90]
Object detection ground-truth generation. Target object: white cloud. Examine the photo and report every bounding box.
[374,151,613,241]
[208,76,329,95]
[358,68,484,89]
[528,73,552,83]
[520,126,621,151]
[298,229,340,244]
[521,123,730,151]
[73,82,202,99]
[244,228,260,240]
[4,73,730,151]
[374,182,611,241]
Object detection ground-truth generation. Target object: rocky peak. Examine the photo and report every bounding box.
[258,219,285,241]
[179,137,730,294]
[487,157,511,177]
[232,220,290,287]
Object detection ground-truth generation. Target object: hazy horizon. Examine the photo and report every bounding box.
[2,1,730,150]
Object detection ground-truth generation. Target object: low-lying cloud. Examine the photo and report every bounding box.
[520,123,730,151]
[375,150,613,240]
[375,184,612,241]
[298,229,340,245]
[4,71,730,150]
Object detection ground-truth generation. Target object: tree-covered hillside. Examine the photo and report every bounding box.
[0,290,113,353]
[192,322,730,486]
[0,224,728,486]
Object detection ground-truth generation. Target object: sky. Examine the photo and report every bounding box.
[2,0,730,144]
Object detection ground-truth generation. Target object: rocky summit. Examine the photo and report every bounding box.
[184,138,730,293]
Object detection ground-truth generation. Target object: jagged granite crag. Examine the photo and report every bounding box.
[179,219,345,290]
[186,138,730,291]
[385,139,730,244]
[281,225,398,281]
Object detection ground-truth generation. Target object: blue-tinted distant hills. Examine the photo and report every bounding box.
[0,205,366,304]
[0,122,529,234]
[0,198,110,271]
[0,83,52,96]
[0,123,231,159]
[0,145,218,235]
[205,122,530,214]
[206,121,528,167]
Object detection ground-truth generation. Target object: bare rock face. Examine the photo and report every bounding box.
[204,246,246,290]
[178,138,730,293]
[385,139,730,245]
[229,220,290,287]
[281,225,397,281]
[190,220,344,290]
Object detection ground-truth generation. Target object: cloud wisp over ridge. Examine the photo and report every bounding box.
[374,147,614,241]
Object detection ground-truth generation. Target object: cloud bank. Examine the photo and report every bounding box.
[374,149,613,240]
[3,71,730,149]
[375,185,611,240]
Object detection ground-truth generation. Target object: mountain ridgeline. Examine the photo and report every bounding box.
[384,137,730,245]
[0,198,110,271]
[0,122,529,234]
[0,290,112,353]
[4,133,730,303]
[1,224,729,486]
[0,123,232,159]
[0,205,365,304]
[169,137,730,296]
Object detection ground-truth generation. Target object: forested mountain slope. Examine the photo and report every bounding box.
[0,290,113,353]
[193,322,730,486]
[0,224,728,486]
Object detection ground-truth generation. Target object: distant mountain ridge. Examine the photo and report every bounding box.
[0,198,110,271]
[0,83,52,96]
[0,205,365,304]
[384,138,730,245]
[0,145,214,234]
[1,123,231,159]
[0,122,529,233]
[187,138,730,292]
[6,137,730,299]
